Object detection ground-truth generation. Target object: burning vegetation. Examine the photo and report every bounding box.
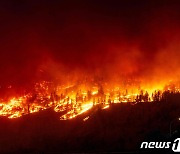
[0,1,180,153]
[0,79,179,120]
[0,1,180,122]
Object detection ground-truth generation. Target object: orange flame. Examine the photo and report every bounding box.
[0,80,179,120]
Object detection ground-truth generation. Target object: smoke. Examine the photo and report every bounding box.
[0,1,180,92]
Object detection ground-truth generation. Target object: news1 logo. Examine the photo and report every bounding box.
[172,138,180,152]
[140,138,180,152]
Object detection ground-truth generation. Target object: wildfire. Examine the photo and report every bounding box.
[0,80,179,120]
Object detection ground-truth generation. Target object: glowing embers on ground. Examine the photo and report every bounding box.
[0,80,179,120]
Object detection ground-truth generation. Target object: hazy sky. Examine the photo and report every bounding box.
[0,0,180,88]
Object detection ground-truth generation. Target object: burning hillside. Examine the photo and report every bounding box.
[0,79,179,120]
[0,1,180,153]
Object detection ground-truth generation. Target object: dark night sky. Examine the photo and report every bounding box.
[0,0,180,89]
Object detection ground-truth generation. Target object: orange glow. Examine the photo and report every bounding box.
[0,79,179,120]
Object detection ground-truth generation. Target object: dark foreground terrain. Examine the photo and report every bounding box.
[0,94,180,153]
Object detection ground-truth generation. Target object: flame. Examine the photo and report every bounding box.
[0,80,179,120]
